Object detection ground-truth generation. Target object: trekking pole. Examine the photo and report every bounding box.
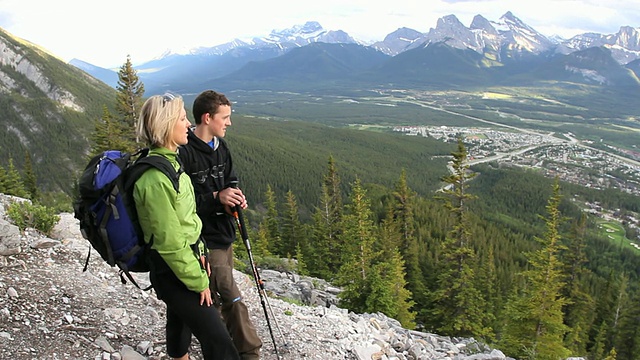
[229,181,288,359]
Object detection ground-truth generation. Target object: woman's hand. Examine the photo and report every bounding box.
[199,287,212,307]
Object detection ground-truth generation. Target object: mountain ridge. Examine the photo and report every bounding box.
[67,11,640,97]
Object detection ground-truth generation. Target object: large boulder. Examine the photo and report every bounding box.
[0,218,21,256]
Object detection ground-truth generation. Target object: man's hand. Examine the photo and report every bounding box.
[219,187,248,209]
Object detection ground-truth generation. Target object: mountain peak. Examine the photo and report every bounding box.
[496,11,554,53]
[271,21,324,38]
[470,14,498,35]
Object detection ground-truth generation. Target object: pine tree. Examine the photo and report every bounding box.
[22,151,38,201]
[0,165,7,193]
[307,192,331,278]
[392,169,426,306]
[324,156,343,230]
[295,243,308,276]
[614,290,640,360]
[591,321,609,360]
[431,139,489,338]
[253,223,272,257]
[4,158,28,198]
[116,55,145,127]
[280,190,302,257]
[499,178,571,360]
[377,201,416,328]
[308,156,344,279]
[590,271,618,357]
[90,105,129,157]
[323,155,343,252]
[379,201,402,252]
[562,213,595,354]
[610,273,629,355]
[262,185,281,255]
[335,177,378,312]
[115,55,144,149]
[476,244,499,341]
[604,347,617,360]
[375,248,417,328]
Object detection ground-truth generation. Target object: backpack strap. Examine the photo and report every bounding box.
[120,153,181,291]
[125,155,181,193]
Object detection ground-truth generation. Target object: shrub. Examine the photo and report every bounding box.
[6,201,60,236]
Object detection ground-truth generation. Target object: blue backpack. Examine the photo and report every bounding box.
[73,149,180,289]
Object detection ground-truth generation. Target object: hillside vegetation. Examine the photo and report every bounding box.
[225,116,453,214]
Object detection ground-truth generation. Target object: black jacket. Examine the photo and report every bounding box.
[178,129,238,249]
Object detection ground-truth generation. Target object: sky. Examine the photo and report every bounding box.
[1,0,639,69]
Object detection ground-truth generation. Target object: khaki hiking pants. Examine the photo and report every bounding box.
[208,246,263,358]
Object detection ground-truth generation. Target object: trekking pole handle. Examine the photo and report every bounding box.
[229,181,250,245]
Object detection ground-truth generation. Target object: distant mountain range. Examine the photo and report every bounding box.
[70,12,640,94]
[1,11,640,194]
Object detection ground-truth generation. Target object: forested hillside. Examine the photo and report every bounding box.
[225,116,453,216]
[0,28,116,194]
[234,140,640,359]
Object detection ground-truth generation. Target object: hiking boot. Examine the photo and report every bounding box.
[240,353,259,360]
[240,347,260,360]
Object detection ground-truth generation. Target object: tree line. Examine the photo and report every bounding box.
[237,138,640,360]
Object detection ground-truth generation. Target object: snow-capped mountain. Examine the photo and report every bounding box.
[370,27,425,56]
[377,12,554,61]
[190,21,357,57]
[73,12,640,95]
[557,25,640,64]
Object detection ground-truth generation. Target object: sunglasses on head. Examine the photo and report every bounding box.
[162,92,176,106]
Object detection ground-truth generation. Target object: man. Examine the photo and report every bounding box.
[178,90,262,360]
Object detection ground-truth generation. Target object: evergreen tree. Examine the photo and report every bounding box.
[90,105,129,157]
[262,184,281,255]
[4,159,28,198]
[609,273,629,355]
[476,244,499,341]
[377,201,416,328]
[335,177,378,312]
[604,347,617,360]
[324,155,343,233]
[115,55,144,149]
[614,290,640,360]
[307,190,330,278]
[280,190,302,257]
[431,139,489,338]
[295,243,308,276]
[0,165,6,193]
[588,269,627,360]
[116,55,145,127]
[323,155,343,254]
[375,248,417,328]
[22,151,38,201]
[562,213,595,354]
[591,321,609,360]
[307,156,344,279]
[253,223,272,257]
[499,178,571,360]
[379,201,402,252]
[392,169,426,306]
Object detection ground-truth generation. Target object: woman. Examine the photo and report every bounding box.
[133,93,240,360]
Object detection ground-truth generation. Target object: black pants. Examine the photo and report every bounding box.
[150,252,240,360]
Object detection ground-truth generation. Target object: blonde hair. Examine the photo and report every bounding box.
[136,93,184,148]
